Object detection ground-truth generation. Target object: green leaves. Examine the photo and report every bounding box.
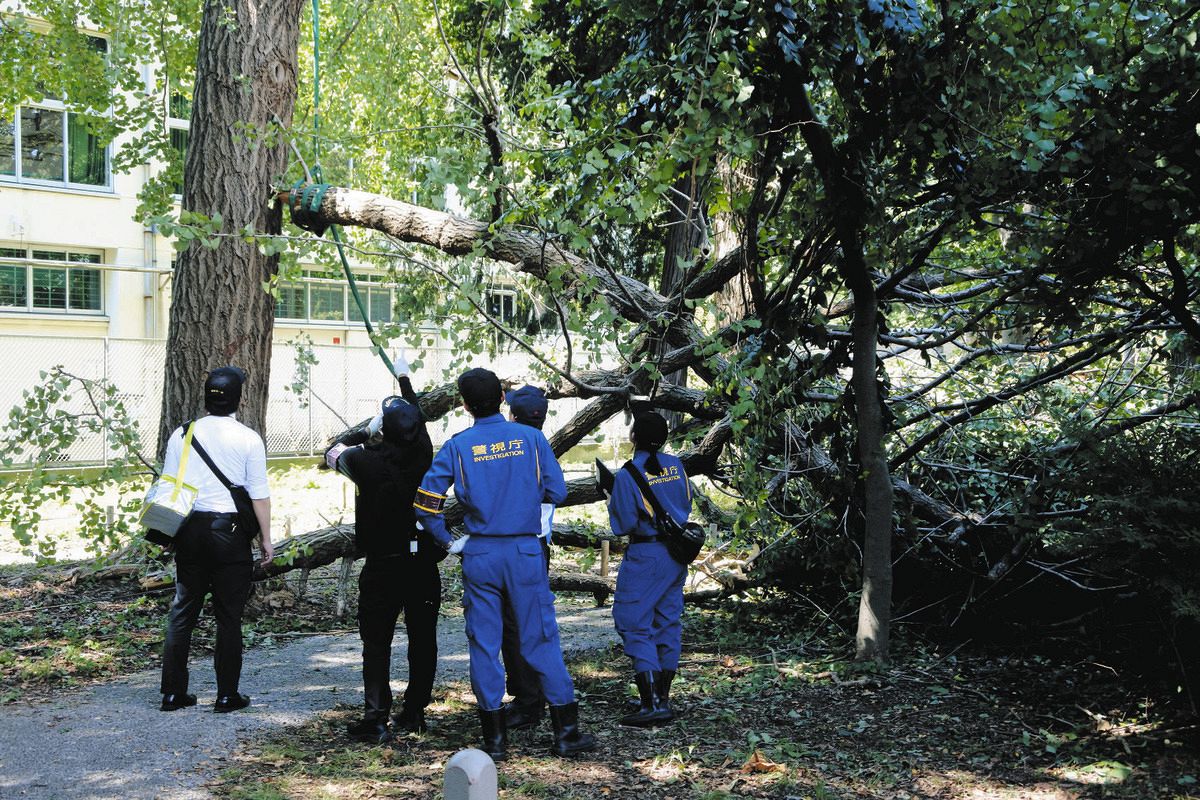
[0,367,153,562]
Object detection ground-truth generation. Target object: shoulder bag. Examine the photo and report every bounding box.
[621,461,705,565]
[189,435,262,538]
[140,421,199,545]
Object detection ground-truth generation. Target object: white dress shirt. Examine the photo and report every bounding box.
[162,414,270,512]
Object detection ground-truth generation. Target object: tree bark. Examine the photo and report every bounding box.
[792,82,895,662]
[655,173,707,427]
[846,263,895,662]
[283,186,676,327]
[157,0,305,457]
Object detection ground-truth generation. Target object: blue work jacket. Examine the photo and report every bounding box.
[608,449,692,538]
[414,414,567,548]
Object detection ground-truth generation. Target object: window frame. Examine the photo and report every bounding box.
[274,271,396,326]
[0,245,105,315]
[0,32,113,192]
[487,288,518,325]
[166,92,190,198]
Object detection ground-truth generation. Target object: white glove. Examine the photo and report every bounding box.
[448,535,469,555]
[366,413,384,437]
[393,350,411,377]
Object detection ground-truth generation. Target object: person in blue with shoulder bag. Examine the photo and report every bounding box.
[607,410,691,727]
[414,368,597,761]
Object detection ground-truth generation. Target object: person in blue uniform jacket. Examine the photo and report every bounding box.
[414,368,597,760]
[607,411,691,727]
[324,367,444,744]
[499,385,553,731]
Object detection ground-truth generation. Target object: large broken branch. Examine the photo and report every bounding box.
[285,185,671,325]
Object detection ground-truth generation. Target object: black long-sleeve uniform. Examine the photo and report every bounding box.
[329,376,444,722]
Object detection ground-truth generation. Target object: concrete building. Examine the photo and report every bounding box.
[0,18,578,465]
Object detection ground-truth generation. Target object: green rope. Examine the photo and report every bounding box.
[308,0,396,378]
[310,0,321,180]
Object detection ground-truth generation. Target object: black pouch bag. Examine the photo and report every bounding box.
[190,436,262,538]
[621,462,705,565]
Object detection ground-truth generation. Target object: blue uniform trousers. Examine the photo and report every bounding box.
[613,541,687,673]
[461,535,575,710]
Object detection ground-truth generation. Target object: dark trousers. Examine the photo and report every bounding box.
[160,513,253,697]
[500,536,550,704]
[358,556,441,721]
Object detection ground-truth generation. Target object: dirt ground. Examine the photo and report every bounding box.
[204,602,1199,800]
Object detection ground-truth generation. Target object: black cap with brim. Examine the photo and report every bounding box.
[381,396,422,443]
[458,367,503,416]
[205,366,246,416]
[632,410,668,451]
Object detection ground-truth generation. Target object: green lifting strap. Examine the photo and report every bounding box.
[305,0,396,379]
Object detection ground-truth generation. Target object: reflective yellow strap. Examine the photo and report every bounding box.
[170,422,196,501]
[414,488,447,514]
[640,492,654,518]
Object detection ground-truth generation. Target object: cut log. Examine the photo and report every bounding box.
[253,524,358,581]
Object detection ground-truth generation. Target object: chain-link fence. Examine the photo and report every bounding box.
[0,333,622,467]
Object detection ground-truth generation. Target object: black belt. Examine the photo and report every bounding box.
[192,511,237,521]
[630,534,658,544]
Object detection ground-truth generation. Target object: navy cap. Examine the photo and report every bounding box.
[381,396,422,443]
[632,410,668,451]
[204,366,246,416]
[457,367,503,416]
[507,385,548,430]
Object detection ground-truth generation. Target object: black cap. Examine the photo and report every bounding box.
[205,366,246,416]
[508,385,548,430]
[458,368,503,417]
[381,396,422,443]
[631,410,668,451]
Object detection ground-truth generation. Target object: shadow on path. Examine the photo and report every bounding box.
[0,602,616,799]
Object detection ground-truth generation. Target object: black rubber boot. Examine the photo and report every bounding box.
[657,669,677,721]
[548,701,597,757]
[504,698,546,730]
[619,671,671,727]
[478,708,508,762]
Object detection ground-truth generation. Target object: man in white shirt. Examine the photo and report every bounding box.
[159,366,272,713]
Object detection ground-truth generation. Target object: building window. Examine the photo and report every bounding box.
[274,272,395,324]
[487,289,517,324]
[0,106,109,188]
[167,92,191,196]
[347,275,394,324]
[0,246,103,314]
[0,35,110,189]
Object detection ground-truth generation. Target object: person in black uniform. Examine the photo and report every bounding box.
[325,366,443,744]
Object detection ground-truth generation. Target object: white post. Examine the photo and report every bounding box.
[444,748,498,800]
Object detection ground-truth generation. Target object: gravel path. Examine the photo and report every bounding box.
[0,601,618,800]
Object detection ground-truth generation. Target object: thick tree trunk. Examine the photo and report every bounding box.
[655,173,707,427]
[844,249,895,662]
[792,81,896,662]
[157,0,305,457]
